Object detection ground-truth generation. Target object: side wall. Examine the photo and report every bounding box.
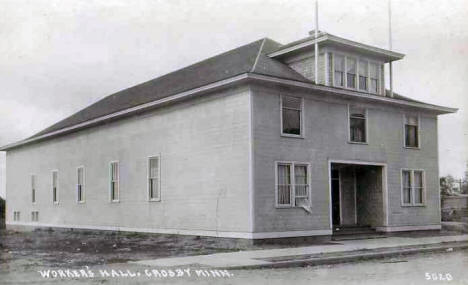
[6,87,252,237]
[251,83,441,234]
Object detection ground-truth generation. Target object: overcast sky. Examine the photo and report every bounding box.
[0,0,467,197]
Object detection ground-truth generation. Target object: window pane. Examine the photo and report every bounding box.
[415,187,423,204]
[334,55,344,72]
[346,58,356,73]
[294,165,307,185]
[403,171,411,188]
[414,171,423,188]
[359,60,368,76]
[359,76,367,90]
[370,78,378,93]
[405,125,418,147]
[53,172,57,188]
[350,118,366,142]
[347,73,356,88]
[405,115,418,125]
[277,164,291,205]
[403,187,411,204]
[78,168,83,184]
[334,71,344,87]
[282,96,301,109]
[149,158,159,178]
[370,63,379,78]
[282,109,301,135]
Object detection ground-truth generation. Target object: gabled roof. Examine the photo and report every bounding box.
[30,38,308,140]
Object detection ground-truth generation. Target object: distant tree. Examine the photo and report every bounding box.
[440,175,456,196]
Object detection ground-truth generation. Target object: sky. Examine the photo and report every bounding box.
[0,0,467,197]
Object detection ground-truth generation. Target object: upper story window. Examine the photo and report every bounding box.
[402,169,425,206]
[346,57,357,89]
[349,106,367,143]
[281,95,302,137]
[369,63,379,93]
[404,115,419,148]
[31,175,36,204]
[77,167,85,203]
[358,60,368,91]
[110,161,119,202]
[52,170,58,204]
[148,157,161,201]
[276,162,310,208]
[334,55,345,87]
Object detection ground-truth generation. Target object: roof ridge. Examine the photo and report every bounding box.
[250,38,266,73]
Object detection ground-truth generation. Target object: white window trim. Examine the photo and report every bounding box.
[77,166,85,204]
[280,95,305,139]
[403,114,421,149]
[400,168,426,207]
[31,174,36,205]
[51,169,59,205]
[147,155,161,202]
[331,51,383,95]
[274,161,312,209]
[347,104,369,144]
[109,161,120,203]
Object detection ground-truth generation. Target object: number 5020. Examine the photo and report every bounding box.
[425,273,453,281]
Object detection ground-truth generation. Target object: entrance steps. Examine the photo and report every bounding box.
[332,225,385,241]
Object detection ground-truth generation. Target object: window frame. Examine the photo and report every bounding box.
[31,211,39,222]
[331,52,383,95]
[400,169,426,207]
[147,155,161,202]
[51,170,59,205]
[403,114,421,149]
[77,166,85,204]
[280,95,304,138]
[275,161,311,208]
[347,104,368,144]
[109,161,120,203]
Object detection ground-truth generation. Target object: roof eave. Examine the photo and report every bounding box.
[268,34,405,62]
[1,72,456,151]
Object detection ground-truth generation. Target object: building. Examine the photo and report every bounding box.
[1,31,457,239]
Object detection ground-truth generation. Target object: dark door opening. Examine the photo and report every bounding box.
[331,169,340,227]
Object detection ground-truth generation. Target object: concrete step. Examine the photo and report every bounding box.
[332,233,386,241]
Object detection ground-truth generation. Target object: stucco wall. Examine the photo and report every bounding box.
[6,87,252,235]
[251,83,441,233]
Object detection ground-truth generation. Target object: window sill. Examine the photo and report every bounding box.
[148,199,161,202]
[404,146,421,150]
[110,200,120,203]
[347,141,368,145]
[77,201,85,204]
[401,204,426,207]
[53,202,59,205]
[281,133,304,139]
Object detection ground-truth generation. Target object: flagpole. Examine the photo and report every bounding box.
[315,0,319,84]
[388,0,394,97]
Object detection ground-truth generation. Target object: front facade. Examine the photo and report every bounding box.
[3,31,456,239]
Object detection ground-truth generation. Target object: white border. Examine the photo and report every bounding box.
[6,222,332,239]
[400,168,426,207]
[403,113,421,149]
[274,161,312,209]
[347,104,369,144]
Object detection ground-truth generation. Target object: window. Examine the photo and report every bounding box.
[110,162,119,202]
[405,115,419,148]
[276,162,310,207]
[281,96,302,136]
[349,106,367,143]
[334,55,345,87]
[369,63,379,93]
[31,211,39,222]
[77,167,85,203]
[346,57,357,89]
[13,211,20,221]
[148,157,161,201]
[31,175,36,203]
[358,60,368,91]
[401,169,425,206]
[52,171,58,204]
